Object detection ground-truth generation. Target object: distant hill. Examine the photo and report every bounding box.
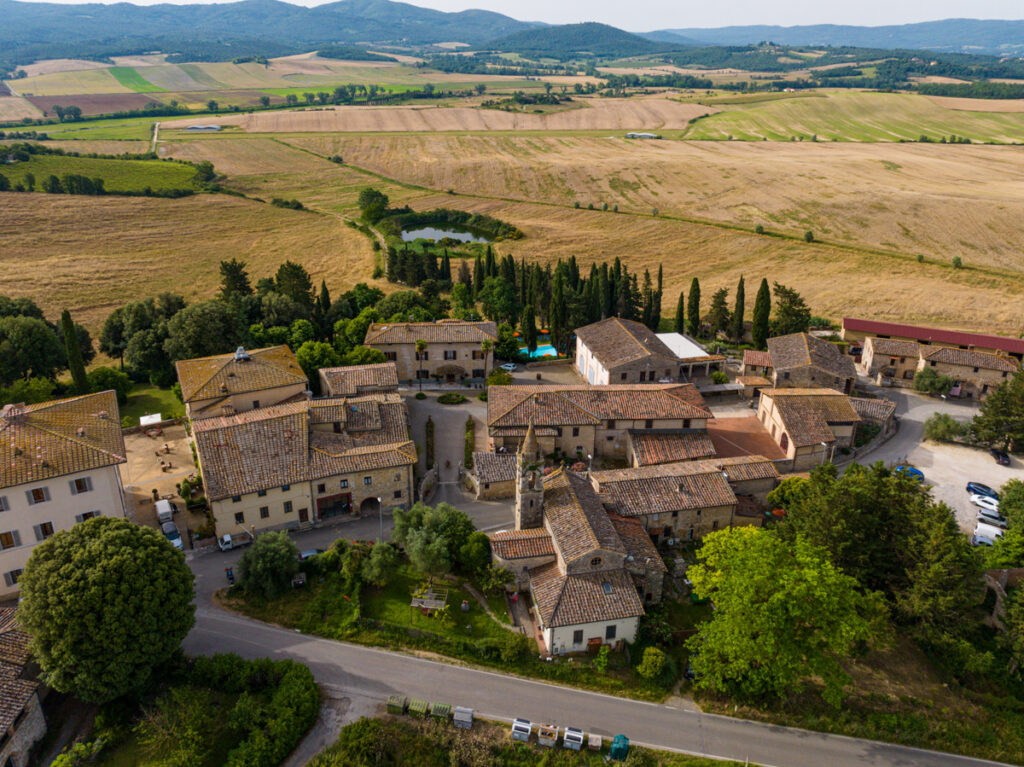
[647,19,1024,56]
[483,22,678,59]
[0,0,540,69]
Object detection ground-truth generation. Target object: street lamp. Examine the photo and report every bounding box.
[820,441,828,466]
[377,496,383,543]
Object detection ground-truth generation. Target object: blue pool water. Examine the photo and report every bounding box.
[521,344,558,359]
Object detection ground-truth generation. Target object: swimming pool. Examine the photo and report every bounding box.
[521,344,559,359]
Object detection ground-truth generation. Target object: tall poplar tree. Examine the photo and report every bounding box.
[674,290,686,334]
[752,278,771,350]
[686,278,701,337]
[730,276,745,341]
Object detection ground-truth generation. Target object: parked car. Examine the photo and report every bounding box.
[155,499,178,524]
[976,508,1008,529]
[895,466,924,482]
[974,521,1005,541]
[218,531,254,551]
[298,548,324,561]
[966,482,998,500]
[161,521,184,551]
[991,448,1011,466]
[970,493,1000,513]
[500,362,518,372]
[971,534,996,547]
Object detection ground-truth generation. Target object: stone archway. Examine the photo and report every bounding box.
[360,497,381,515]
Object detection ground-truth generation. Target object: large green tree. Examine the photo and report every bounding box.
[61,309,88,394]
[164,301,240,361]
[972,369,1024,450]
[218,258,253,300]
[295,341,342,394]
[706,287,730,337]
[687,527,880,706]
[751,278,771,349]
[18,517,195,704]
[238,531,299,601]
[275,261,315,311]
[770,282,811,336]
[520,304,538,354]
[686,278,701,337]
[393,502,476,576]
[0,315,65,386]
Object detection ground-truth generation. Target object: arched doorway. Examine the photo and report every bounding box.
[360,497,381,515]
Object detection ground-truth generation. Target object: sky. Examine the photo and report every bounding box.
[22,0,1024,30]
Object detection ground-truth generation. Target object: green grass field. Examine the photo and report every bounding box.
[42,116,160,141]
[685,90,1024,142]
[0,154,199,193]
[108,67,166,93]
[120,384,184,426]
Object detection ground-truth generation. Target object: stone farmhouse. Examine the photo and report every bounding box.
[175,346,308,420]
[841,317,1024,363]
[741,349,773,379]
[757,388,861,470]
[860,337,922,385]
[192,394,416,536]
[0,392,126,597]
[575,317,722,385]
[917,347,1018,400]
[364,320,496,383]
[0,608,46,767]
[319,362,399,398]
[486,384,711,460]
[467,451,517,500]
[765,333,857,394]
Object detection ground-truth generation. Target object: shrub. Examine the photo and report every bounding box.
[587,202,594,210]
[425,416,435,468]
[755,224,765,234]
[573,201,580,208]
[437,392,466,405]
[594,645,610,673]
[464,415,475,468]
[271,198,304,210]
[486,369,513,386]
[710,371,729,385]
[917,254,925,263]
[914,367,955,397]
[477,391,487,401]
[636,646,666,680]
[952,255,963,269]
[415,391,427,400]
[923,412,969,443]
[804,230,815,243]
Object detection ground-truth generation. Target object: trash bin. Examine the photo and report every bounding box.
[610,734,630,761]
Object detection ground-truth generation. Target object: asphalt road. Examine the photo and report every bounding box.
[185,607,1012,767]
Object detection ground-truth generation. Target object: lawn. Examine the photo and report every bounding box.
[1,155,200,193]
[42,118,158,141]
[108,67,166,93]
[120,384,183,426]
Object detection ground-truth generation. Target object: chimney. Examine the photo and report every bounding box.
[1,403,25,421]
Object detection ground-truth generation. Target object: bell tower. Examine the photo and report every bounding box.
[514,422,544,530]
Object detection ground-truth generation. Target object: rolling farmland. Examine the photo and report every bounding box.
[0,155,201,193]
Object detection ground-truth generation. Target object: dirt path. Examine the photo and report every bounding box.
[151,121,160,152]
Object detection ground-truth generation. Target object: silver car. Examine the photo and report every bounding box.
[161,521,184,551]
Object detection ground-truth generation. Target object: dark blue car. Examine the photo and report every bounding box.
[967,482,999,500]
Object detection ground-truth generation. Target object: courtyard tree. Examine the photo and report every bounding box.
[686,526,880,706]
[18,517,195,704]
[296,341,341,394]
[914,366,955,397]
[751,278,771,349]
[770,282,811,336]
[972,369,1024,450]
[361,542,399,587]
[393,502,476,577]
[238,531,299,601]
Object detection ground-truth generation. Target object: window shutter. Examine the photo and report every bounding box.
[33,525,43,542]
[11,531,21,547]
[0,496,7,512]
[25,491,35,506]
[69,480,78,496]
[2,572,11,588]
[74,514,84,524]
[43,487,50,501]
[85,477,93,492]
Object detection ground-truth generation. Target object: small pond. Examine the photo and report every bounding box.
[400,226,491,243]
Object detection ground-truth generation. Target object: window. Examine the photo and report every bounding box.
[75,511,101,523]
[259,506,269,519]
[620,373,627,381]
[573,629,583,645]
[234,512,245,524]
[363,476,373,486]
[394,473,401,481]
[252,399,260,409]
[683,419,690,429]
[1004,372,1009,378]
[606,436,614,441]
[973,366,980,373]
[3,569,23,588]
[572,427,580,437]
[0,497,7,512]
[257,489,267,497]
[931,360,937,367]
[281,484,291,491]
[672,510,678,519]
[554,427,562,437]
[783,371,790,380]
[590,557,602,567]
[602,581,612,595]
[26,487,50,505]
[472,350,484,360]
[317,484,326,494]
[687,527,694,541]
[416,370,430,380]
[231,495,242,503]
[384,351,397,362]
[444,350,457,360]
[472,368,485,378]
[33,522,54,541]
[283,501,293,514]
[605,625,617,640]
[0,531,20,550]
[644,419,653,429]
[340,480,349,489]
[416,350,429,361]
[70,477,93,495]
[712,520,719,530]
[333,421,342,433]
[393,490,402,499]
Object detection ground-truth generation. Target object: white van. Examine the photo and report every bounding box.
[974,521,1005,541]
[155,499,176,524]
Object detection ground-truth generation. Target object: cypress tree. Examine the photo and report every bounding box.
[730,276,745,341]
[686,278,701,337]
[752,278,771,350]
[439,253,451,282]
[653,264,663,330]
[674,290,686,334]
[521,304,538,354]
[62,310,89,395]
[472,254,484,297]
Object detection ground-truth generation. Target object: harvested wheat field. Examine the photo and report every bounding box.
[173,97,716,133]
[0,96,43,121]
[159,137,332,176]
[15,67,130,96]
[25,140,153,154]
[925,96,1024,113]
[295,133,1024,271]
[17,58,111,77]
[0,192,378,331]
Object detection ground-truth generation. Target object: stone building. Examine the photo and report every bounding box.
[0,609,46,767]
[916,347,1018,400]
[741,349,773,378]
[467,451,517,500]
[319,362,399,398]
[0,392,127,598]
[193,394,416,535]
[487,384,711,460]
[626,430,716,467]
[766,333,857,394]
[757,388,861,470]
[175,345,308,420]
[860,337,921,386]
[364,320,496,383]
[841,317,1024,362]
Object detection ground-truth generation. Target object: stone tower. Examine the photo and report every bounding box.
[514,422,544,530]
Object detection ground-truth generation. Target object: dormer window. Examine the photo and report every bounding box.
[591,557,602,568]
[602,581,612,595]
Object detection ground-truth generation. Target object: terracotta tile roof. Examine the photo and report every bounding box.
[767,333,856,380]
[592,462,737,516]
[607,514,667,573]
[193,397,415,500]
[865,337,921,358]
[543,469,625,565]
[0,608,38,734]
[850,397,898,424]
[921,347,1019,372]
[764,388,860,447]
[472,452,517,483]
[530,562,644,628]
[575,317,679,369]
[714,455,781,482]
[742,349,772,368]
[1,391,126,489]
[843,317,1024,356]
[487,384,710,428]
[737,376,772,387]
[491,529,555,560]
[175,346,306,403]
[365,320,496,345]
[319,363,399,397]
[628,431,716,465]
